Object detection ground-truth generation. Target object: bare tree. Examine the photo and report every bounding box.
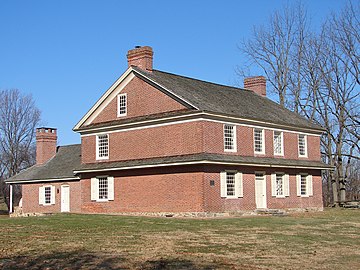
[238,1,360,206]
[0,89,41,210]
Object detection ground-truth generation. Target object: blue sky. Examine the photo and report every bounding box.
[0,0,346,145]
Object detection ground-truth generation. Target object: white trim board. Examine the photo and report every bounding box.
[80,113,323,137]
[6,177,80,184]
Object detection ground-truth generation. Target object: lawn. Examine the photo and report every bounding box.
[0,209,359,269]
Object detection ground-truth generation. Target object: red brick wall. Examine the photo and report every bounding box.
[80,168,205,213]
[203,165,323,212]
[202,121,321,161]
[82,121,204,163]
[21,181,81,214]
[92,76,187,124]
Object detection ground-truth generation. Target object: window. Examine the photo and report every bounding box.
[220,171,243,198]
[39,185,55,205]
[254,128,265,154]
[91,176,114,201]
[98,177,108,200]
[96,134,109,160]
[44,186,51,204]
[117,93,127,116]
[224,124,236,152]
[298,134,307,157]
[296,174,313,197]
[273,131,283,155]
[271,173,289,197]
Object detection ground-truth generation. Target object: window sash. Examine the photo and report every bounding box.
[97,134,109,159]
[298,134,307,156]
[300,175,307,195]
[226,172,236,196]
[274,131,283,155]
[118,94,127,116]
[44,186,51,204]
[224,125,236,151]
[254,129,264,153]
[276,174,284,196]
[98,177,108,200]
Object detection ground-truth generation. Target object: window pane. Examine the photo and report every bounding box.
[118,94,127,115]
[274,131,282,155]
[44,186,51,204]
[98,134,109,158]
[226,172,235,196]
[224,125,235,150]
[301,175,307,195]
[299,135,306,156]
[98,177,108,199]
[276,174,284,196]
[254,129,263,152]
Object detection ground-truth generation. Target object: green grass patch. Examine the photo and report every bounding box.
[0,209,359,269]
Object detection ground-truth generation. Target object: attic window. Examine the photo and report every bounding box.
[117,93,127,117]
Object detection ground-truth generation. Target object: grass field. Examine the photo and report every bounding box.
[0,209,359,269]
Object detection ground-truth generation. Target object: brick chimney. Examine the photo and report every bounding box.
[244,76,266,97]
[127,46,153,72]
[36,127,57,165]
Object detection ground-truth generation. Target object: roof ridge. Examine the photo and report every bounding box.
[152,69,253,92]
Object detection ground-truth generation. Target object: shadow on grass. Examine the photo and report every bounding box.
[0,250,222,270]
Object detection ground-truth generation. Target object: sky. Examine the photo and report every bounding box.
[0,0,348,145]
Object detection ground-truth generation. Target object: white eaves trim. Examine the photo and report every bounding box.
[6,177,80,184]
[73,160,330,174]
[73,67,134,130]
[80,112,323,137]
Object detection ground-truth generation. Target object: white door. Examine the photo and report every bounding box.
[61,185,70,212]
[255,173,267,209]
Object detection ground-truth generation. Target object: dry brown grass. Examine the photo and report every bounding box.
[0,209,359,269]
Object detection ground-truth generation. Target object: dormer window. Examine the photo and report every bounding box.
[117,93,127,117]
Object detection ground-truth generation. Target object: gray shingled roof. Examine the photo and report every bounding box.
[5,144,81,183]
[74,153,331,173]
[133,67,323,131]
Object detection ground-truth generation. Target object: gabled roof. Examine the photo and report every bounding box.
[5,144,81,184]
[133,67,323,131]
[74,66,323,132]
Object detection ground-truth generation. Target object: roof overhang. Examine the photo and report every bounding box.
[5,177,80,184]
[74,160,333,174]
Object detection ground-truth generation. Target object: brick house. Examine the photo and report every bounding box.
[6,46,331,215]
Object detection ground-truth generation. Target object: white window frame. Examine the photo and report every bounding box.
[96,134,109,160]
[296,173,313,197]
[273,131,284,156]
[39,185,55,206]
[117,93,127,117]
[220,171,243,198]
[298,134,308,157]
[91,176,114,202]
[224,124,237,152]
[254,128,265,154]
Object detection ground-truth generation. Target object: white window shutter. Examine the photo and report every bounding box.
[39,186,44,205]
[308,175,313,196]
[284,174,290,197]
[108,176,114,201]
[91,178,98,201]
[50,185,56,205]
[220,172,227,197]
[235,172,243,198]
[296,175,301,196]
[271,174,276,197]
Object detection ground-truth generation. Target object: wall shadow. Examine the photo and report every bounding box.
[0,250,224,270]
